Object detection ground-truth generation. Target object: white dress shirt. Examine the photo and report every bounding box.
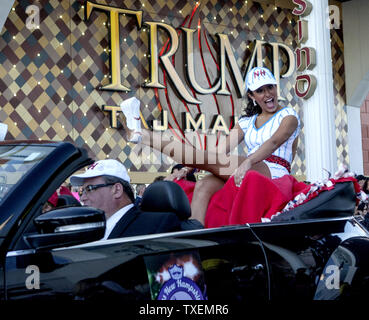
[102,203,134,240]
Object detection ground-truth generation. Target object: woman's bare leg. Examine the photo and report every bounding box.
[190,174,224,224]
[120,97,267,180]
[123,118,271,181]
[140,128,242,181]
[248,161,271,179]
[190,161,271,225]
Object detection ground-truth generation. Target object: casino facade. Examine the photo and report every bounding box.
[0,0,367,183]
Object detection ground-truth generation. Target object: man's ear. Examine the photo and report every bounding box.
[112,183,124,199]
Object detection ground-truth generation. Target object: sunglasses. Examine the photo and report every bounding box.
[78,183,115,197]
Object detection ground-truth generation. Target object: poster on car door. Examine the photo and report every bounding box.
[144,251,208,300]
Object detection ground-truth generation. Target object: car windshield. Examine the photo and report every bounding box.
[0,145,56,204]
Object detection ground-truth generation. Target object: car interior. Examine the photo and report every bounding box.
[47,179,358,227]
[11,175,360,252]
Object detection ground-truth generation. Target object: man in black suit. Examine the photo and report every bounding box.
[70,159,181,240]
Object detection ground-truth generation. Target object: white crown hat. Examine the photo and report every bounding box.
[70,159,130,186]
[245,67,277,92]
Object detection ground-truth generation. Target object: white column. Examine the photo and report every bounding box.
[347,105,363,174]
[342,1,369,175]
[302,0,337,181]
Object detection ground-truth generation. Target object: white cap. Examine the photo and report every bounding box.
[245,67,277,92]
[70,159,130,186]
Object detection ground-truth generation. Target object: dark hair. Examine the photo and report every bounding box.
[171,164,185,173]
[153,175,165,182]
[102,175,135,203]
[355,174,369,194]
[362,179,369,195]
[243,90,262,117]
[185,170,197,182]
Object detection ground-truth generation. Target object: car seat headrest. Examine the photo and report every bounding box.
[140,181,191,220]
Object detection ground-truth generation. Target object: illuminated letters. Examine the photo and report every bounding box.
[86,1,143,91]
[211,115,229,135]
[103,105,121,128]
[153,110,169,131]
[292,0,312,17]
[295,74,317,99]
[295,47,316,71]
[152,112,229,134]
[86,1,297,129]
[185,113,206,133]
[297,20,308,43]
[145,22,201,105]
[183,27,221,95]
[293,0,316,99]
[270,42,295,101]
[217,33,245,97]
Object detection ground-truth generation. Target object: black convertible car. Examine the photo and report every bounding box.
[0,141,369,301]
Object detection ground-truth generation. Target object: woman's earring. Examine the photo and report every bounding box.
[253,99,257,106]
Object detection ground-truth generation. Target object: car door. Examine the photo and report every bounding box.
[4,224,269,301]
[249,217,368,300]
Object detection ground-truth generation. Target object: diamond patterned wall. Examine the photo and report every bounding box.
[0,0,348,181]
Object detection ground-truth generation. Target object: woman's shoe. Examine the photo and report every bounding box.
[120,97,142,143]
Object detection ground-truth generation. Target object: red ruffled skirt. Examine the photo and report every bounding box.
[174,171,360,228]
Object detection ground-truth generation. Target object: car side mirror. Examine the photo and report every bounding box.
[24,206,106,250]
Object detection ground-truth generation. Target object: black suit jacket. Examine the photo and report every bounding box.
[108,205,181,239]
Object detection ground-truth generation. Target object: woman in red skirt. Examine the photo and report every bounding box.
[120,67,300,226]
